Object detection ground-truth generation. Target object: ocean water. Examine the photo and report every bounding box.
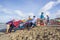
[0,23,7,30]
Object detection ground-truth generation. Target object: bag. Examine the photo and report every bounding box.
[20,23,24,29]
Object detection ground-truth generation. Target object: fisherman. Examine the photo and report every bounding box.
[40,12,45,26]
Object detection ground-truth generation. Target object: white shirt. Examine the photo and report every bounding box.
[32,18,37,23]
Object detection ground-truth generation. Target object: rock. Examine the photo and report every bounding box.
[0,27,60,40]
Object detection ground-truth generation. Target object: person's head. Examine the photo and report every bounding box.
[28,16,30,18]
[28,16,32,20]
[33,16,35,18]
[47,15,49,17]
[41,12,44,15]
[12,19,15,22]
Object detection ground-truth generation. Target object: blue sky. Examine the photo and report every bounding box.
[0,0,60,23]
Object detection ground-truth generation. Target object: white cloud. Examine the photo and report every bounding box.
[55,10,60,18]
[0,6,25,18]
[0,5,26,22]
[39,0,60,19]
[39,1,56,18]
[0,5,4,12]
[2,8,13,14]
[44,10,60,19]
[14,10,25,18]
[57,0,60,3]
[40,0,60,12]
[0,5,2,8]
[0,6,35,22]
[0,5,35,22]
[0,5,25,17]
[41,1,55,12]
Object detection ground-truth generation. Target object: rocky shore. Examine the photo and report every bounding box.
[0,26,60,40]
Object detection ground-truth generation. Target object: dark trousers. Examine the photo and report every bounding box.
[8,24,15,33]
[24,22,33,30]
[46,20,49,25]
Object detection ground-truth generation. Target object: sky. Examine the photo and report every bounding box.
[0,0,60,23]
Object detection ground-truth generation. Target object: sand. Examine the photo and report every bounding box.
[0,26,60,40]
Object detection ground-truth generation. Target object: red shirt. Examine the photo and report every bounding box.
[13,20,23,28]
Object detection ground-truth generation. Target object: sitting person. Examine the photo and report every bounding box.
[22,16,33,30]
[13,20,23,32]
[6,19,23,33]
[6,19,15,33]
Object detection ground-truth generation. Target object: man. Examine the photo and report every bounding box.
[28,16,32,20]
[31,16,37,27]
[40,12,45,26]
[46,15,49,25]
[40,12,45,20]
[25,16,32,30]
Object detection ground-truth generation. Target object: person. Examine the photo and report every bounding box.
[46,15,49,25]
[22,19,26,23]
[28,16,32,20]
[6,19,15,33]
[13,20,23,28]
[40,12,45,26]
[31,16,37,28]
[25,16,32,30]
[40,12,45,20]
[19,22,25,30]
[13,20,23,32]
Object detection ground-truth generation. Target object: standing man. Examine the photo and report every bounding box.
[40,12,45,26]
[40,12,45,20]
[46,15,49,25]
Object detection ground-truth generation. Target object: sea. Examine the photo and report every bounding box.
[0,23,7,30]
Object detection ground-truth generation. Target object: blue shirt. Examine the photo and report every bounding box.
[40,14,44,19]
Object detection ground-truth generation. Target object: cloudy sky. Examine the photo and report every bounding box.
[0,0,60,23]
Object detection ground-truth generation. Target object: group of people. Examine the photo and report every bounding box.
[40,12,49,25]
[6,12,49,33]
